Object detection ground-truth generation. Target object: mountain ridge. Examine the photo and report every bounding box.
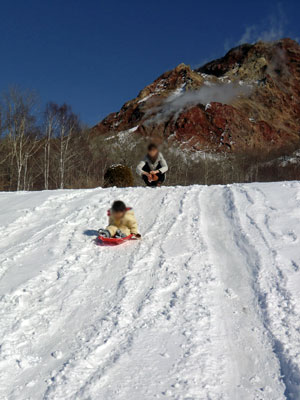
[92,38,300,155]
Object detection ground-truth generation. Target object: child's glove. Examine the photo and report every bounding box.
[98,229,111,238]
[132,233,142,240]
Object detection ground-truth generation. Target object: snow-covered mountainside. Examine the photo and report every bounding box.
[1,182,300,400]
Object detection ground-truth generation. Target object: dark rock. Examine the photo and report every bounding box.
[103,165,134,188]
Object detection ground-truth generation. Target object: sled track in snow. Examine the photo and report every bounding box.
[44,187,223,399]
[202,186,285,399]
[233,185,300,399]
[0,183,300,399]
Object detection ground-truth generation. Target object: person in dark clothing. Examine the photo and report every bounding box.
[136,144,168,187]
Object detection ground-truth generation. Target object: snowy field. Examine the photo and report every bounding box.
[1,182,300,400]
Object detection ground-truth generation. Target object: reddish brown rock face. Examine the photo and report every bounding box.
[92,38,300,155]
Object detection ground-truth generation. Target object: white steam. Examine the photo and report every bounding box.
[145,82,252,125]
[238,4,287,44]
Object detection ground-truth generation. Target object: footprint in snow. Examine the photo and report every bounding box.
[225,288,237,299]
[51,350,63,359]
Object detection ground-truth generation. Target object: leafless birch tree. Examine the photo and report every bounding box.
[2,88,39,191]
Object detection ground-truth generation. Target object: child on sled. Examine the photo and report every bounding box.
[98,200,141,239]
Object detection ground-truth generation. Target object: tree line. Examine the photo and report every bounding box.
[0,87,299,191]
[0,88,106,191]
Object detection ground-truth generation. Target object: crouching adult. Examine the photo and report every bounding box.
[136,144,168,187]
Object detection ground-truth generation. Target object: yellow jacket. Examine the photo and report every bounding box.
[106,208,138,237]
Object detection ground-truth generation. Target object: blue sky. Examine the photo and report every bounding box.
[0,0,299,126]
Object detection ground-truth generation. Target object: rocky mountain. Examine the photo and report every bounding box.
[93,38,300,155]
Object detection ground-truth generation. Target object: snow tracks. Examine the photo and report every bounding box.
[0,183,300,399]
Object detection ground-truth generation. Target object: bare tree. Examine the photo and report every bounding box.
[43,103,59,190]
[2,88,40,191]
[0,103,12,169]
[54,104,80,189]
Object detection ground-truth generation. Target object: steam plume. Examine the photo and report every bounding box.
[146,82,252,125]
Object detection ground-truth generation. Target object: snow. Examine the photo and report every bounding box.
[138,93,155,103]
[165,85,186,103]
[218,76,230,83]
[1,182,300,399]
[279,150,300,167]
[104,126,138,143]
[127,126,138,133]
[200,73,212,79]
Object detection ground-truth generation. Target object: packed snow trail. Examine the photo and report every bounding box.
[0,183,300,400]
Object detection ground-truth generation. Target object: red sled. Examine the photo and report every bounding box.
[96,234,137,246]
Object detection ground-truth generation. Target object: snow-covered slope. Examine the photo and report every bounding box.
[1,182,300,400]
